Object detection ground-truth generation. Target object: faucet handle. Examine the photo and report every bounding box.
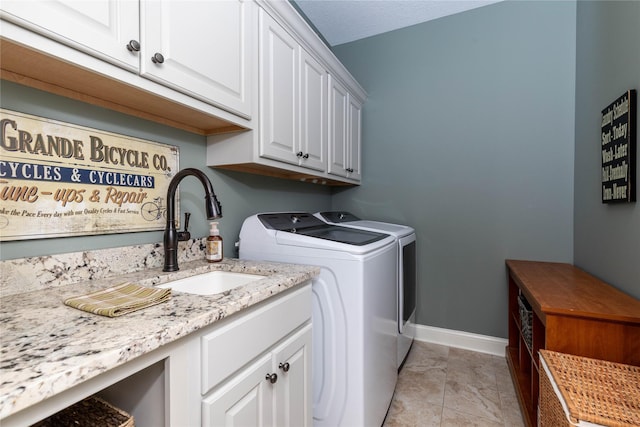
[183,212,191,232]
[177,212,191,241]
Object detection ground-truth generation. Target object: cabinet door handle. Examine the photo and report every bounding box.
[265,372,278,384]
[302,153,309,159]
[279,362,290,372]
[126,40,140,52]
[296,151,304,158]
[151,53,165,64]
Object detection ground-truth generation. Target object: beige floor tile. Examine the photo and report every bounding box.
[389,342,523,427]
[383,398,442,427]
[440,407,504,427]
[443,378,504,424]
[403,341,449,369]
[395,365,447,406]
[446,361,499,390]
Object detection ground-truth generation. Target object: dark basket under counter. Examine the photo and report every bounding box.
[32,396,134,427]
[517,292,533,351]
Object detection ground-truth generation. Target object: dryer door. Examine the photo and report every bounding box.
[399,234,417,334]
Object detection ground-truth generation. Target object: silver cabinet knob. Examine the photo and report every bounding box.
[265,372,278,384]
[151,53,165,64]
[126,40,140,52]
[279,362,290,372]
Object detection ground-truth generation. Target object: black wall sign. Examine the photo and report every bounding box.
[601,90,636,203]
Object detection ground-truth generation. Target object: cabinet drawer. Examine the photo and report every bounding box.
[201,283,311,394]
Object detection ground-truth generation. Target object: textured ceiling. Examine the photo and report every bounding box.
[294,0,503,46]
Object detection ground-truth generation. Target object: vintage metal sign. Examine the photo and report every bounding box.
[0,109,179,241]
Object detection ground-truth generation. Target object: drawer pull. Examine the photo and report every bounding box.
[279,362,290,372]
[126,40,140,52]
[152,52,165,64]
[265,372,278,384]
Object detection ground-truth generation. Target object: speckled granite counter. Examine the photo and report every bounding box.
[0,241,319,421]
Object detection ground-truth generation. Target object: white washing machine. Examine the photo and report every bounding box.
[239,213,397,427]
[316,211,417,369]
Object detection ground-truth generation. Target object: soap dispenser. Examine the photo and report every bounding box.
[206,222,223,262]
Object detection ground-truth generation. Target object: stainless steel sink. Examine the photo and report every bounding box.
[156,271,264,295]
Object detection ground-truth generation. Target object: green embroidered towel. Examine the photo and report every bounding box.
[64,282,171,317]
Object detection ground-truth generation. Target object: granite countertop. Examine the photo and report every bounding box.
[0,258,319,420]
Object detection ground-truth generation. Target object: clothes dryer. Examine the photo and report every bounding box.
[316,211,417,368]
[239,213,397,427]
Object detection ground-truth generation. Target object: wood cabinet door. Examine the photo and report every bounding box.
[258,9,299,166]
[328,75,349,178]
[140,0,253,118]
[273,324,312,427]
[202,354,274,427]
[0,0,139,70]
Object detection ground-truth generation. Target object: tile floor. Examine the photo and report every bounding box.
[383,341,525,427]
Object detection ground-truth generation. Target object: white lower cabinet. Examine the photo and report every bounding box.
[272,324,312,427]
[202,324,311,427]
[203,354,273,427]
[201,284,312,427]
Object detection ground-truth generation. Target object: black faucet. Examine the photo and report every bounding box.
[163,168,222,272]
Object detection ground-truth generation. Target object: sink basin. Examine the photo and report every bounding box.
[157,271,264,295]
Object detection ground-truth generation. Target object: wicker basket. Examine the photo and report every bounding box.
[539,350,640,427]
[32,396,134,427]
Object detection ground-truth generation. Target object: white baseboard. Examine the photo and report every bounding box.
[413,324,507,357]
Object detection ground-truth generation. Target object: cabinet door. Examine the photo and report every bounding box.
[273,324,312,427]
[347,96,362,180]
[141,0,252,118]
[0,0,139,70]
[299,50,327,172]
[202,354,274,427]
[328,75,349,178]
[258,9,299,166]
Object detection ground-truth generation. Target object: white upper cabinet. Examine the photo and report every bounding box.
[258,9,327,173]
[259,9,299,165]
[328,76,348,176]
[141,0,253,118]
[0,0,140,70]
[1,0,253,119]
[299,49,328,172]
[347,95,362,180]
[328,75,362,180]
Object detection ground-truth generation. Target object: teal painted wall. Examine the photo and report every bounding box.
[573,1,640,299]
[8,0,634,342]
[331,1,577,338]
[0,81,332,260]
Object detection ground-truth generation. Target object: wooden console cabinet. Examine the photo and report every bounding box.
[505,260,640,427]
